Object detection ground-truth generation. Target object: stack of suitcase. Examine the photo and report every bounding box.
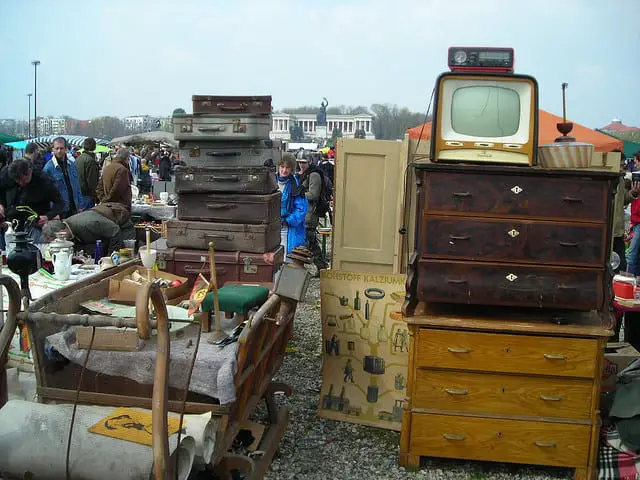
[162,95,284,285]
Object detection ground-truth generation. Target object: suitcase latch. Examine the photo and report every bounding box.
[243,256,258,274]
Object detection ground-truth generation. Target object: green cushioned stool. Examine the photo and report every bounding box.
[202,284,270,320]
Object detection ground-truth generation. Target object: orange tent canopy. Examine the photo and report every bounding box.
[406,110,623,152]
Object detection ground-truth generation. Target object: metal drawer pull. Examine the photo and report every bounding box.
[446,279,468,285]
[543,353,567,361]
[558,241,579,247]
[534,441,557,448]
[539,394,563,402]
[445,388,469,396]
[562,196,583,203]
[449,234,470,241]
[452,192,472,198]
[447,347,471,354]
[443,433,466,441]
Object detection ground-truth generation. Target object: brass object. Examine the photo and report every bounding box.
[447,347,471,354]
[444,388,469,396]
[539,394,563,402]
[543,353,567,361]
[442,433,466,441]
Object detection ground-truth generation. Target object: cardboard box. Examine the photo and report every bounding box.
[76,326,139,352]
[602,342,640,391]
[108,265,190,305]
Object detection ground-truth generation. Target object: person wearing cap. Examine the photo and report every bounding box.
[297,154,329,275]
[75,137,100,210]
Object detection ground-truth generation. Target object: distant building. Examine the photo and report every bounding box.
[37,116,66,136]
[270,112,375,141]
[600,118,640,134]
[123,115,164,132]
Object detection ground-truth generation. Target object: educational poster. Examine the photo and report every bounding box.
[318,270,408,431]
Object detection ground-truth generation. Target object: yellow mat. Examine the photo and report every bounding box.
[88,407,185,446]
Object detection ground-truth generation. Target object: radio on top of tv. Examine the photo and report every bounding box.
[431,47,539,166]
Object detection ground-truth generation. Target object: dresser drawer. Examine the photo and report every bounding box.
[416,329,598,378]
[423,216,606,267]
[409,413,590,468]
[413,369,593,419]
[424,171,609,222]
[416,259,603,311]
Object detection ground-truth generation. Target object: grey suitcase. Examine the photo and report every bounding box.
[173,113,271,141]
[174,166,277,195]
[178,140,280,168]
[165,219,281,253]
[177,191,281,224]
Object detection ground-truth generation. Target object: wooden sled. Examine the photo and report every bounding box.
[0,262,296,479]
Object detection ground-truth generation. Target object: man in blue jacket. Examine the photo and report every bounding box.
[42,137,84,219]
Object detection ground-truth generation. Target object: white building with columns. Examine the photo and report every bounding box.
[269,112,375,141]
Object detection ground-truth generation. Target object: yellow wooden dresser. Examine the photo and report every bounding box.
[399,304,611,480]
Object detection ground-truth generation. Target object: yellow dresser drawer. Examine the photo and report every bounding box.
[413,369,593,419]
[409,413,590,468]
[416,329,598,378]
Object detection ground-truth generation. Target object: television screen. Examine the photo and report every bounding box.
[432,73,538,166]
[451,86,520,138]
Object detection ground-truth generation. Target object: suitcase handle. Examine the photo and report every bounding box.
[205,233,234,240]
[206,203,236,210]
[209,175,240,182]
[206,151,241,157]
[217,103,248,111]
[197,127,225,133]
[183,266,227,275]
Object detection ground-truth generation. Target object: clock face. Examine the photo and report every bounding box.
[453,50,467,64]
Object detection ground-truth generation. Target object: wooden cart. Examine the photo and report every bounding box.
[0,262,297,479]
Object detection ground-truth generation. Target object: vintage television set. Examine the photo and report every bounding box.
[431,47,539,166]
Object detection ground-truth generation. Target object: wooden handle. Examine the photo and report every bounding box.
[209,241,221,316]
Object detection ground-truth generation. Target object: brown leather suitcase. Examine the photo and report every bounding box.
[178,140,280,168]
[165,219,281,253]
[177,192,281,224]
[174,165,277,195]
[153,238,283,286]
[192,95,272,115]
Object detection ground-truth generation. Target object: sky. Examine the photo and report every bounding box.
[1,0,639,130]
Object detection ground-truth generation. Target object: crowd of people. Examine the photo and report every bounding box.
[0,136,161,257]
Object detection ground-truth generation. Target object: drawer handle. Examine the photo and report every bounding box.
[558,241,579,247]
[543,353,567,361]
[449,234,470,241]
[446,279,468,285]
[562,196,583,203]
[452,191,472,198]
[445,388,469,396]
[447,347,471,354]
[539,394,563,402]
[442,433,466,441]
[534,441,557,448]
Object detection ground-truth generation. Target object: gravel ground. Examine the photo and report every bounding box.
[264,278,574,480]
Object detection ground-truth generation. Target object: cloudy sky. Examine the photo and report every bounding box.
[1,0,638,129]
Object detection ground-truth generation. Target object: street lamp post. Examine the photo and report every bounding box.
[27,93,32,138]
[31,60,40,137]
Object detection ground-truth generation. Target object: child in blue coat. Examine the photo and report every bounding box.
[276,153,307,255]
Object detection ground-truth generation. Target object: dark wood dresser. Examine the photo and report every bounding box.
[404,164,619,315]
[400,163,618,479]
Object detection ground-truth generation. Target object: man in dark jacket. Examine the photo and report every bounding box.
[42,205,133,256]
[0,159,65,242]
[297,156,329,274]
[75,137,100,210]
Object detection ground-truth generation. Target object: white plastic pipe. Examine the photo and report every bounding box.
[0,400,195,480]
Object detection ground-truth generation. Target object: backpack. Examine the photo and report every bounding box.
[312,167,332,218]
